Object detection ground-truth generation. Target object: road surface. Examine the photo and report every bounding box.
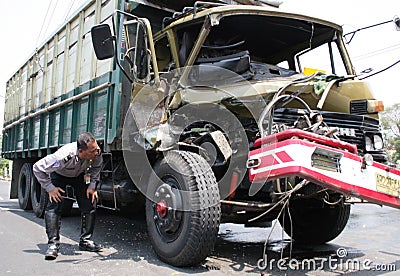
[1,179,399,275]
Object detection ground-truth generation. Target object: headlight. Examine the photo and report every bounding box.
[373,135,384,150]
[350,100,384,114]
[365,136,373,151]
[367,100,384,113]
[363,153,374,167]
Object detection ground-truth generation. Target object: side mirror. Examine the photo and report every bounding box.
[91,24,115,60]
[394,16,400,31]
[134,23,150,81]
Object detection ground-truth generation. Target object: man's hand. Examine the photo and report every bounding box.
[86,188,98,204]
[48,187,65,203]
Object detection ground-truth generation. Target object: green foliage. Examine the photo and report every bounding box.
[381,103,400,137]
[0,135,11,177]
[0,158,10,177]
[391,139,400,164]
[381,104,400,164]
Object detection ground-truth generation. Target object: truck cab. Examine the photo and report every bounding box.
[4,0,396,268]
[89,0,391,266]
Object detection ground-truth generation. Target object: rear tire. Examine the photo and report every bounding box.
[31,174,47,218]
[146,150,221,267]
[18,163,33,210]
[279,197,350,245]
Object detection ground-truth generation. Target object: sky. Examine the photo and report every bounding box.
[0,0,399,128]
[281,0,400,108]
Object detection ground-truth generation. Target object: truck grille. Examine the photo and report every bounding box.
[272,108,387,162]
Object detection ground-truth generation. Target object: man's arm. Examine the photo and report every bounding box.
[88,155,103,190]
[86,155,102,203]
[33,154,60,192]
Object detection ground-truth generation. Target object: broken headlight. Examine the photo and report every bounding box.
[365,136,373,151]
[373,134,384,150]
[364,133,384,151]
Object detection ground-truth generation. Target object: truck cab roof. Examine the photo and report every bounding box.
[161,4,342,32]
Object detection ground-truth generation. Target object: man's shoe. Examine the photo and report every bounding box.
[45,244,59,260]
[79,240,102,252]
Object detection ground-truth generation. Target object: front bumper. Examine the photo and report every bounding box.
[248,129,400,209]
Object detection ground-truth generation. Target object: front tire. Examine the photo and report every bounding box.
[279,197,350,245]
[146,150,221,267]
[18,163,33,210]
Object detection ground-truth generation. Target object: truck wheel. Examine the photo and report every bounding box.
[31,175,48,218]
[279,198,350,245]
[146,150,221,267]
[18,163,33,210]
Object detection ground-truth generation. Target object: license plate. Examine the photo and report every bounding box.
[376,173,400,197]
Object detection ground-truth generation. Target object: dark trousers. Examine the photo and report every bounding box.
[46,172,96,214]
[45,172,98,248]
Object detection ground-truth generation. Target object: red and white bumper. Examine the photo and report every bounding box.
[247,129,400,209]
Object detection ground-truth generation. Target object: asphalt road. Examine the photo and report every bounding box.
[1,179,400,275]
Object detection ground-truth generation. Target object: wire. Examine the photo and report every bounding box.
[36,0,55,46]
[343,19,393,44]
[42,0,60,43]
[323,192,345,205]
[249,180,308,223]
[261,198,290,263]
[359,58,400,80]
[280,179,294,273]
[260,194,295,274]
[353,43,400,61]
[63,0,77,22]
[287,200,293,271]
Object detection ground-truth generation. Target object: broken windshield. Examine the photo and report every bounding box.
[178,13,351,80]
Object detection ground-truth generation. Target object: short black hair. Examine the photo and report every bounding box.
[77,132,95,150]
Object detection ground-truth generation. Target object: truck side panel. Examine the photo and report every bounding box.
[2,0,123,159]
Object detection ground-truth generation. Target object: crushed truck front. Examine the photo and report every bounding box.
[95,2,393,266]
[5,0,393,267]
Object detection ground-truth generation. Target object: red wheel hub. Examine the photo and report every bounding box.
[156,200,168,218]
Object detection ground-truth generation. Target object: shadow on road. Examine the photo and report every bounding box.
[3,198,398,275]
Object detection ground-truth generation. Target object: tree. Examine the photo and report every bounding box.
[381,103,400,165]
[391,139,400,164]
[0,135,11,178]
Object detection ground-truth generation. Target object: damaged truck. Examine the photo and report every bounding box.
[3,0,400,267]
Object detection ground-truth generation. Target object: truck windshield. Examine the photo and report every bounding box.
[179,13,349,79]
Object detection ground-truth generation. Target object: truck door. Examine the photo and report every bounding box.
[124,18,159,84]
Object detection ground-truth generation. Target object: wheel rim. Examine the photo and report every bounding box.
[152,177,183,242]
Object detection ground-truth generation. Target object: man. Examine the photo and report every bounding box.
[33,132,103,260]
